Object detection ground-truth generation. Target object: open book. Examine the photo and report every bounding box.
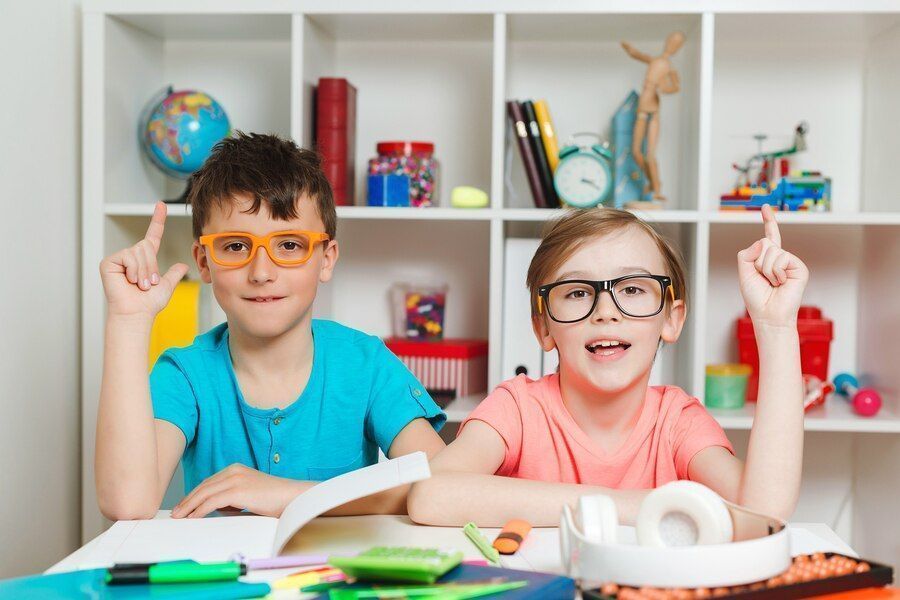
[78,452,431,568]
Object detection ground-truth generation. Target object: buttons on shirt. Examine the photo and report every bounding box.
[273,416,283,426]
[273,452,281,464]
[412,388,423,397]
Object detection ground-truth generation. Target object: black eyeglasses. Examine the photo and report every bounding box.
[538,275,674,323]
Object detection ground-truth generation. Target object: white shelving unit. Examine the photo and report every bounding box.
[83,1,900,570]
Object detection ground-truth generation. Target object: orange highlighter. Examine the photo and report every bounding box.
[492,519,532,555]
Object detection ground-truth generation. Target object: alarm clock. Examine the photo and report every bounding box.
[553,133,614,209]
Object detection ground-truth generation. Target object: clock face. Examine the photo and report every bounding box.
[554,153,609,208]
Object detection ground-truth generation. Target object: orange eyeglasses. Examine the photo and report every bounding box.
[198,230,331,268]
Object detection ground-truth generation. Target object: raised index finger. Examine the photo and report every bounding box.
[761,204,781,247]
[145,201,167,252]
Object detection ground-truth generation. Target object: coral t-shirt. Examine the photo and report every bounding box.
[460,374,733,487]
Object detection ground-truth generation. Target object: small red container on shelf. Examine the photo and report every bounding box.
[384,338,488,407]
[737,306,833,402]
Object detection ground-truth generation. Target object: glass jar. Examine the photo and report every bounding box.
[368,141,439,207]
[391,282,448,340]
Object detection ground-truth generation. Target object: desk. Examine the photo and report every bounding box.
[49,514,856,581]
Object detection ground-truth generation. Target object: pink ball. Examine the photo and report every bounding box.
[853,388,882,417]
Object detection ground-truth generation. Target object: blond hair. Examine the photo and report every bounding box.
[525,208,688,317]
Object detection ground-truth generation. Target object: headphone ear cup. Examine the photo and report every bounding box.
[636,481,734,547]
[578,494,619,545]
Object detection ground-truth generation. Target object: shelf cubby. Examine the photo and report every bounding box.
[298,13,495,208]
[103,13,293,206]
[504,13,703,210]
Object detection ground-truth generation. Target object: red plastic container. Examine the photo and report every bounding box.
[737,306,833,402]
[384,338,488,406]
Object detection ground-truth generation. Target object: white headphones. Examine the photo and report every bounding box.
[560,481,792,589]
[579,481,734,547]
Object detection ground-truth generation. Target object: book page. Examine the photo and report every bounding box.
[78,512,278,568]
[272,451,431,555]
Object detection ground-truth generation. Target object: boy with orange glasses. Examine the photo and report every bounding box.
[96,132,445,521]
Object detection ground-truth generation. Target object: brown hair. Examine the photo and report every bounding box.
[525,207,688,317]
[186,131,337,240]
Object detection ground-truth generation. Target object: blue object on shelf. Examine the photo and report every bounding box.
[610,90,650,208]
[368,174,411,207]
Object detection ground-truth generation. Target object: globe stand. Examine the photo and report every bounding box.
[162,179,192,204]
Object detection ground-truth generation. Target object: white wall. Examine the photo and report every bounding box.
[0,0,82,578]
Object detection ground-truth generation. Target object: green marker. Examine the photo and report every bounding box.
[463,522,500,565]
[105,561,246,585]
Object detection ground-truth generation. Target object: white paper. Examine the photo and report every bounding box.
[78,452,431,567]
[788,525,858,557]
[79,513,277,568]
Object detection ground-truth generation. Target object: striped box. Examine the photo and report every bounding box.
[384,338,488,406]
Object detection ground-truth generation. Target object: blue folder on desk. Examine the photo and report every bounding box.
[314,563,576,599]
[439,564,575,599]
[0,568,269,600]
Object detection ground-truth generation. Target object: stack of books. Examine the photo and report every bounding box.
[506,99,560,208]
[315,78,357,206]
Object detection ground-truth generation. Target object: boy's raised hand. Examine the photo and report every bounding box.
[100,201,189,319]
[736,204,809,328]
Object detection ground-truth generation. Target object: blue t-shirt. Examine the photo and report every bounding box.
[150,319,445,494]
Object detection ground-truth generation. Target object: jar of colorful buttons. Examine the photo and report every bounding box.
[368,141,439,207]
[392,283,448,341]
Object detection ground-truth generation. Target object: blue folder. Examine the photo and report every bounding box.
[312,563,576,599]
[0,568,270,599]
[439,563,576,599]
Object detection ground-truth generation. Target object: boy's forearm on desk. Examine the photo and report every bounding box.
[741,325,804,519]
[96,315,164,518]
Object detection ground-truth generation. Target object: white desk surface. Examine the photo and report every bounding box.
[49,513,856,583]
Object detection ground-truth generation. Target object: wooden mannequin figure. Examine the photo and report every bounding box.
[621,31,685,207]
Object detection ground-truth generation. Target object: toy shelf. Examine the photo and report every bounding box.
[708,12,900,215]
[83,2,900,568]
[503,13,703,211]
[706,223,862,397]
[101,13,293,206]
[106,203,900,226]
[296,13,494,208]
[318,219,491,342]
[443,394,900,433]
[708,212,900,225]
[500,208,702,223]
[708,397,900,433]
[104,203,499,221]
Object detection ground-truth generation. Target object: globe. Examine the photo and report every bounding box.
[139,87,231,179]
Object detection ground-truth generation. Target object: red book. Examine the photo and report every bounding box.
[316,78,357,206]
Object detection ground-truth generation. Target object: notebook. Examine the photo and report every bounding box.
[76,453,430,568]
[522,100,559,207]
[0,568,269,600]
[439,563,576,599]
[507,100,548,208]
[533,99,560,173]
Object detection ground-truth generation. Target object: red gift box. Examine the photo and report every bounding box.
[385,338,488,405]
[737,306,833,402]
